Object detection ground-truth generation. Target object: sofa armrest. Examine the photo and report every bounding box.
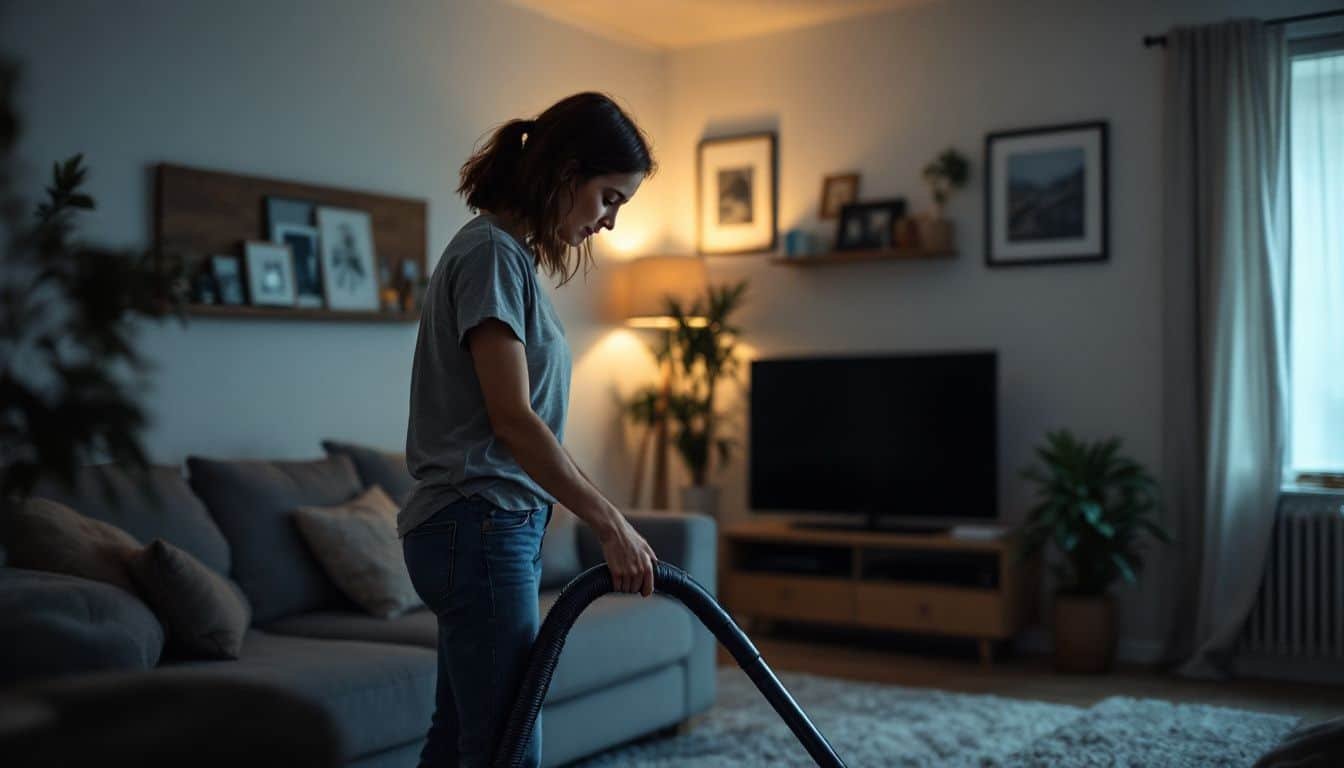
[576,511,717,596]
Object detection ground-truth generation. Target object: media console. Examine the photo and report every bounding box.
[719,518,1039,666]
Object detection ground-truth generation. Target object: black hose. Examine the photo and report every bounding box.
[492,561,847,768]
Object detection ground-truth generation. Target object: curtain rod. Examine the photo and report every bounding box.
[1143,8,1344,47]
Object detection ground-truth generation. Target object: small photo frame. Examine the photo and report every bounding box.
[244,241,297,307]
[985,121,1108,267]
[210,254,245,305]
[697,132,777,255]
[316,206,380,311]
[265,196,316,235]
[835,199,907,251]
[273,223,324,308]
[819,173,860,220]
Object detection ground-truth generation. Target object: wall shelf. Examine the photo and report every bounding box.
[770,247,955,267]
[185,304,418,324]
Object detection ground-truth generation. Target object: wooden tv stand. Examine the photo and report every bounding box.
[719,518,1038,666]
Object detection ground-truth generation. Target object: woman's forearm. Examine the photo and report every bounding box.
[496,411,621,538]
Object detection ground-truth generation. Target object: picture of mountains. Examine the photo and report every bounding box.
[1007,146,1086,241]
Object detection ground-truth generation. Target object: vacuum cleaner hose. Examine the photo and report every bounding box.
[492,560,847,768]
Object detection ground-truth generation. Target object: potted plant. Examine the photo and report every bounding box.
[1014,429,1172,673]
[918,147,969,252]
[623,280,748,518]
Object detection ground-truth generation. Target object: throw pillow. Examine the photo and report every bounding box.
[321,440,416,505]
[0,497,141,593]
[127,539,251,660]
[0,567,165,685]
[293,486,422,618]
[540,504,584,589]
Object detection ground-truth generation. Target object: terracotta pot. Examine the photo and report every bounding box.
[915,216,954,252]
[679,485,720,519]
[1053,594,1116,673]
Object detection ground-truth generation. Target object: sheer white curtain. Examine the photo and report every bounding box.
[1288,49,1344,476]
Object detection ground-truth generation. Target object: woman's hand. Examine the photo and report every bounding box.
[598,514,658,597]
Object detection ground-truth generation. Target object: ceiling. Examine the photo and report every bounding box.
[505,0,924,51]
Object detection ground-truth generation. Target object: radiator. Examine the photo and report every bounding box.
[1240,491,1344,660]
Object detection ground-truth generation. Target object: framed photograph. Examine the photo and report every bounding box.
[316,206,380,311]
[210,254,245,305]
[265,196,315,235]
[819,173,860,220]
[244,241,297,307]
[697,132,777,255]
[835,199,907,251]
[985,121,1108,267]
[273,223,324,308]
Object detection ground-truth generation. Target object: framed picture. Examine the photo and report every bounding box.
[244,241,297,307]
[273,223,324,308]
[984,121,1108,267]
[819,173,860,219]
[265,196,315,235]
[697,132,777,255]
[316,206,380,311]
[210,254,245,305]
[835,199,907,251]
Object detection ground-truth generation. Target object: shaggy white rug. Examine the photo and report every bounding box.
[573,668,1301,767]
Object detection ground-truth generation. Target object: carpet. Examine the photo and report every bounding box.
[573,668,1301,767]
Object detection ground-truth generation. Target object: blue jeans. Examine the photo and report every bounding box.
[402,496,551,768]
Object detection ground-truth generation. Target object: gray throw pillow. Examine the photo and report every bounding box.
[0,567,164,685]
[0,497,142,593]
[321,440,416,505]
[127,539,251,660]
[540,504,583,589]
[293,486,422,619]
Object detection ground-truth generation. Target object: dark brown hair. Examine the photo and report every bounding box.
[457,92,656,286]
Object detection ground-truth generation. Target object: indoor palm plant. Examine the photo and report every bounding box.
[623,280,748,518]
[1014,429,1172,673]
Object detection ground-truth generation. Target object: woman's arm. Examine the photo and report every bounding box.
[466,319,657,595]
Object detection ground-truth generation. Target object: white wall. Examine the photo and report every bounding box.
[655,0,1339,661]
[0,0,667,496]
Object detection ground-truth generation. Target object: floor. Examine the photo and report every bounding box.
[716,622,1344,727]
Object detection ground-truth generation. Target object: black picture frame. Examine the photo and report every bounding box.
[984,120,1108,268]
[264,195,316,239]
[210,254,246,306]
[835,199,906,251]
[696,132,777,255]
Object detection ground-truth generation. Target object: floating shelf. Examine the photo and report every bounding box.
[185,304,418,324]
[770,247,956,266]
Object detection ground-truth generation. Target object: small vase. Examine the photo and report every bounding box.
[1053,593,1116,673]
[915,216,954,253]
[679,485,720,519]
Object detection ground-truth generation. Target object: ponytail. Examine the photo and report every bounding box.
[457,118,533,215]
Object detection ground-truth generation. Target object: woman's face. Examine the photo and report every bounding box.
[557,171,644,247]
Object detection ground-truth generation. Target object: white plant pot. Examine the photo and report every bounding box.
[679,485,720,519]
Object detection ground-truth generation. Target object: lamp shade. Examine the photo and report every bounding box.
[619,255,709,328]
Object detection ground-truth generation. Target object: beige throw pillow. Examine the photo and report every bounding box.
[1,497,142,592]
[293,486,422,619]
[128,539,251,660]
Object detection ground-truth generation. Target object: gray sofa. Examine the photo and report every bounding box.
[0,448,717,767]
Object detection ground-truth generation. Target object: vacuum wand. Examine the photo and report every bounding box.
[492,560,847,768]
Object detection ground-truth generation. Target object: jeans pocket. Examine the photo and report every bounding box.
[484,507,535,533]
[403,518,456,610]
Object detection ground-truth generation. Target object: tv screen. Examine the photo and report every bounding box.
[749,352,997,525]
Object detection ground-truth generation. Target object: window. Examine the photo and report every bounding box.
[1287,36,1344,480]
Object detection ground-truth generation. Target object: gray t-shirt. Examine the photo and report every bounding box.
[399,213,571,537]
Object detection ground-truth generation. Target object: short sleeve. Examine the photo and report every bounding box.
[449,238,532,347]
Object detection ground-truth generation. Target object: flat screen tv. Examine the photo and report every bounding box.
[749,352,997,531]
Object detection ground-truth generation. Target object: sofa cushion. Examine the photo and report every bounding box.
[128,539,251,660]
[264,591,694,704]
[0,497,142,592]
[187,455,363,623]
[0,567,164,685]
[321,440,415,505]
[31,464,231,576]
[540,504,583,590]
[164,630,435,760]
[294,486,422,619]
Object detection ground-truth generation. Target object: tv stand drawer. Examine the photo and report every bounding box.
[855,583,1003,636]
[724,574,855,623]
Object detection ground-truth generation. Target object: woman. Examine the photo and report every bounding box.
[400,92,659,768]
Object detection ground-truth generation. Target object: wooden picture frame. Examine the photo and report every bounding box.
[697,132,777,255]
[819,173,860,220]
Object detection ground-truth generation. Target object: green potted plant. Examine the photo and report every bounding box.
[1014,429,1173,673]
[623,280,748,518]
[918,147,969,252]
